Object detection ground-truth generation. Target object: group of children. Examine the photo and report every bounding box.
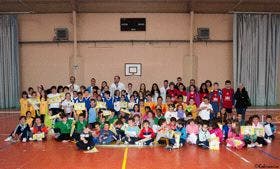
[4,78,276,152]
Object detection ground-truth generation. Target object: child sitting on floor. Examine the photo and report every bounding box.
[99,121,116,144]
[76,125,98,153]
[124,118,140,144]
[91,122,101,144]
[169,119,187,148]
[114,120,125,144]
[72,113,88,141]
[245,115,267,148]
[54,113,73,142]
[32,117,48,141]
[154,118,173,145]
[209,121,223,143]
[226,121,244,149]
[5,116,32,142]
[136,120,155,146]
[197,122,210,149]
[186,119,199,144]
[168,117,177,131]
[263,115,276,143]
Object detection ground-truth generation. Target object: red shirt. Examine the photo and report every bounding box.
[210,90,222,104]
[222,88,234,108]
[177,90,187,96]
[167,89,179,102]
[139,127,155,139]
[199,91,209,102]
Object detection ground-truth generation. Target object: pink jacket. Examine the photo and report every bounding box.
[186,124,199,135]
[227,128,244,140]
[210,128,223,142]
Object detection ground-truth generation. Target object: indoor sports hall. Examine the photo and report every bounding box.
[0,0,280,169]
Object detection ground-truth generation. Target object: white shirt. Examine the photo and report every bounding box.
[164,111,178,123]
[61,99,74,114]
[68,83,80,92]
[198,102,213,120]
[109,82,125,95]
[160,86,169,103]
[47,93,61,109]
[152,92,160,102]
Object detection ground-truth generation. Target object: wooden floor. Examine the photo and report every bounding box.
[0,112,280,169]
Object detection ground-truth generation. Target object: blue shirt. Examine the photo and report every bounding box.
[88,107,97,123]
[85,97,91,111]
[176,127,187,140]
[103,97,114,110]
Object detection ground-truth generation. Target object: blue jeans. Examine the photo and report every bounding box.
[236,107,246,120]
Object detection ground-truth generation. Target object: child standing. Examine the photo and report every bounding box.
[39,90,48,123]
[88,99,97,128]
[222,80,234,118]
[209,82,222,119]
[19,91,29,117]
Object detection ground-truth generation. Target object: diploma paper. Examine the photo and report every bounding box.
[74,103,86,111]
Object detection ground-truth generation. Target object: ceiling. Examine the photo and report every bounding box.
[0,0,280,14]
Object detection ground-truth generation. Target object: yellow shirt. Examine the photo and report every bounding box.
[20,98,29,116]
[187,105,198,119]
[28,98,40,118]
[40,99,48,115]
[26,117,34,127]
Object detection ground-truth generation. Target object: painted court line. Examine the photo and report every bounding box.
[122,147,128,169]
[257,148,280,161]
[225,147,252,164]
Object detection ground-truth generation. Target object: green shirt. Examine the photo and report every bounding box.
[75,120,88,133]
[108,115,118,124]
[54,119,73,134]
[154,116,165,125]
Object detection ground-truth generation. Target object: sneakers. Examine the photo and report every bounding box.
[264,138,272,144]
[256,143,263,147]
[22,138,27,143]
[173,143,180,149]
[247,143,255,148]
[4,136,12,142]
[84,147,99,153]
[226,143,232,147]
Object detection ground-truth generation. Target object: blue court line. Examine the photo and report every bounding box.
[257,148,280,161]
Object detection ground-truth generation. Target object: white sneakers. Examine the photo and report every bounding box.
[22,138,27,142]
[4,136,12,142]
[264,138,272,144]
[247,143,255,148]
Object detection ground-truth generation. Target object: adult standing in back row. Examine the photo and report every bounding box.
[109,75,125,95]
[234,83,250,120]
